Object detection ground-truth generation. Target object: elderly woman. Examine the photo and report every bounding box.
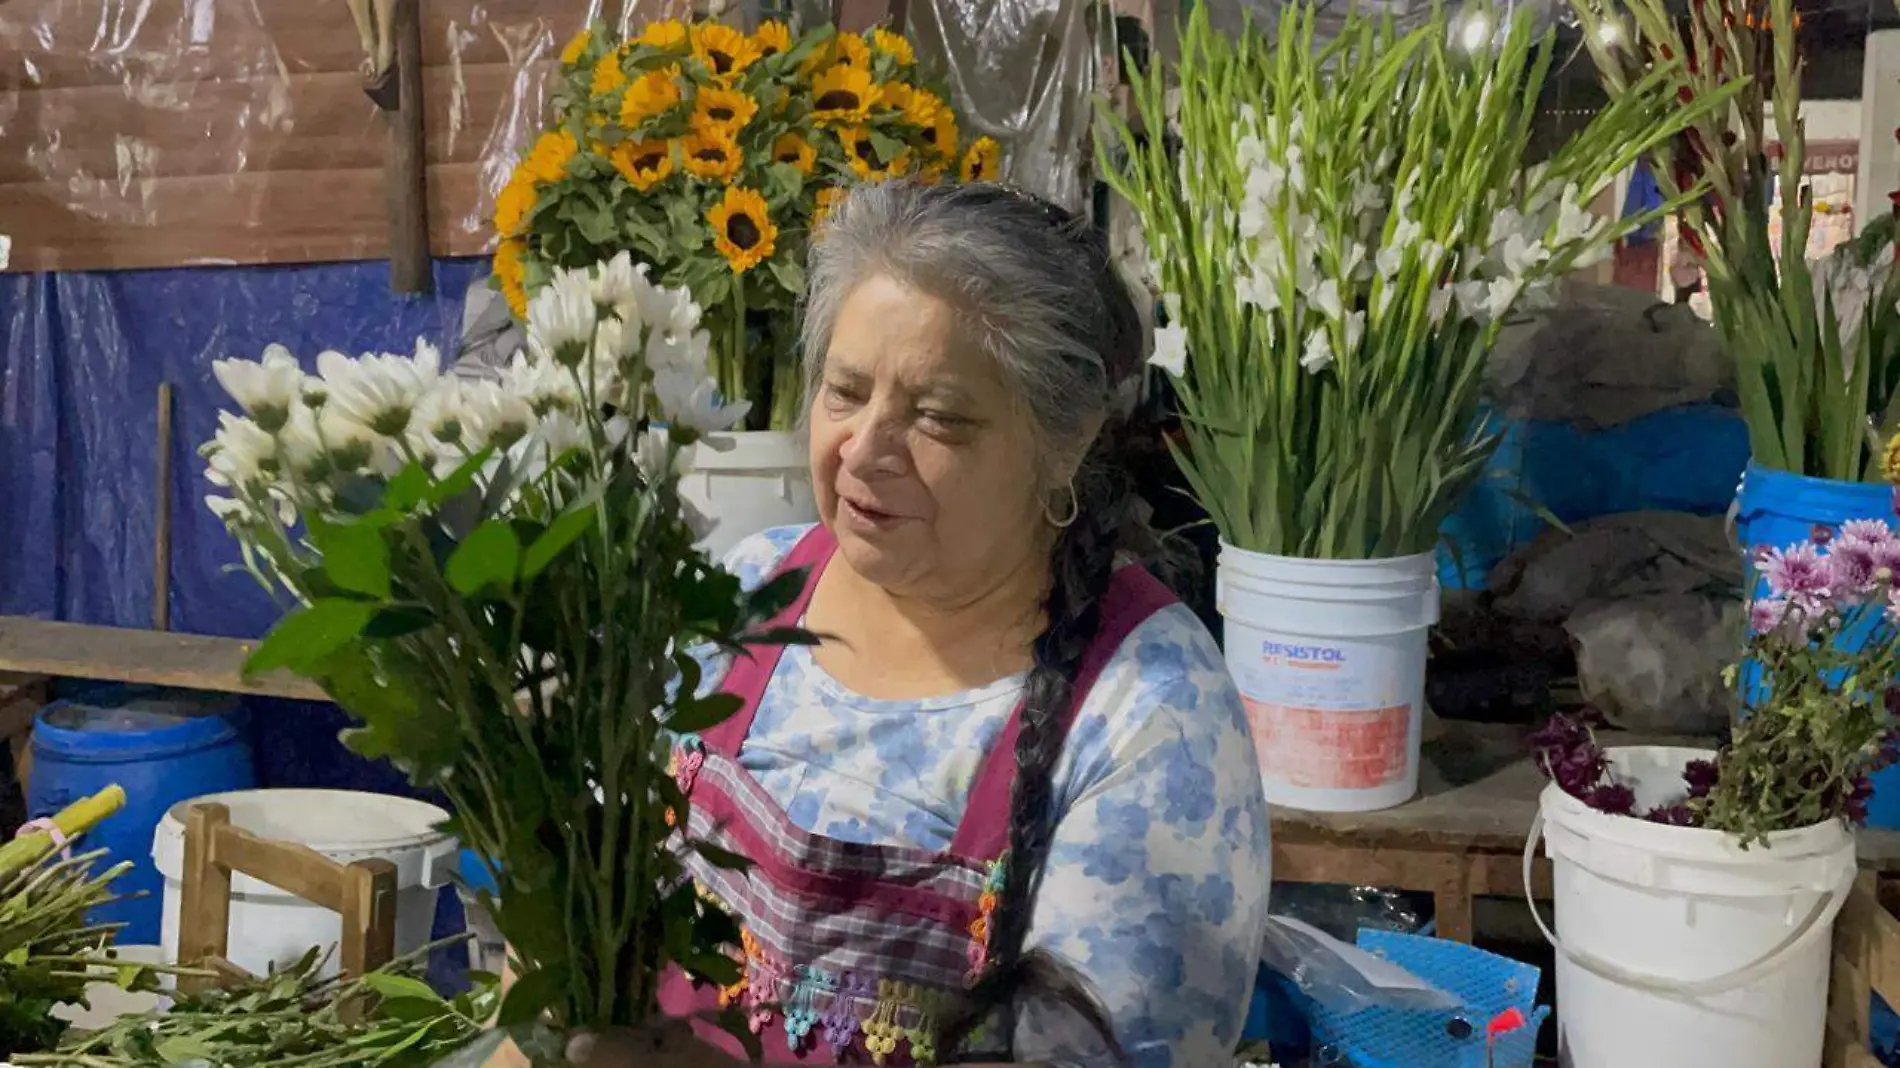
[563,182,1270,1068]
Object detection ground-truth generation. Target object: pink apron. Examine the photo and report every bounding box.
[659,525,1175,1064]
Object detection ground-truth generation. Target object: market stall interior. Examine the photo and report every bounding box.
[12,0,1900,1063]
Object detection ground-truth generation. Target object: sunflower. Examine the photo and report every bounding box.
[810,65,881,127]
[895,84,943,127]
[691,85,759,134]
[753,20,791,58]
[611,139,675,192]
[771,132,816,174]
[493,238,528,317]
[591,49,628,95]
[840,126,910,181]
[681,129,743,182]
[961,135,1001,182]
[693,22,760,79]
[520,129,579,184]
[493,170,538,236]
[620,67,684,129]
[812,186,843,229]
[637,19,689,51]
[708,186,778,273]
[560,29,592,67]
[923,107,959,159]
[871,28,915,66]
[800,31,870,75]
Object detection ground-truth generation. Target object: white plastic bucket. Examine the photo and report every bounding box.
[151,789,457,979]
[1216,544,1439,811]
[678,429,818,561]
[1526,746,1857,1068]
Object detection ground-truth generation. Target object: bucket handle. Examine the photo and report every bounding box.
[1523,810,1852,997]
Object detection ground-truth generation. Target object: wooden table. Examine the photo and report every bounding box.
[0,616,324,701]
[1271,720,1900,943]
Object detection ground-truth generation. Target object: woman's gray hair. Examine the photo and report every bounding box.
[798,181,1141,492]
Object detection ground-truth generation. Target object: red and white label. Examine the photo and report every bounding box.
[1246,698,1411,791]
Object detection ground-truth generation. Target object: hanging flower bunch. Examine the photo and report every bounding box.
[1103,2,1737,559]
[199,254,804,1059]
[1533,437,1900,843]
[489,18,997,432]
[1575,0,1900,483]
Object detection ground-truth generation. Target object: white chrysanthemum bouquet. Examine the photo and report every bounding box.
[1103,3,1740,559]
[200,254,806,1061]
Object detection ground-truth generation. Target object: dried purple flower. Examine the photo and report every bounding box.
[1645,803,1697,826]
[1683,758,1720,798]
[1587,782,1637,816]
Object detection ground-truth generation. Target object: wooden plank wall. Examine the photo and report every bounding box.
[0,0,882,273]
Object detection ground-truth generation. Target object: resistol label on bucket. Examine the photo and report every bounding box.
[1259,640,1345,668]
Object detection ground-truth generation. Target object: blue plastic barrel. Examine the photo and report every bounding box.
[1734,462,1900,828]
[27,686,256,943]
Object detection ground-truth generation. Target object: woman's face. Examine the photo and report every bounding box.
[809,273,1047,602]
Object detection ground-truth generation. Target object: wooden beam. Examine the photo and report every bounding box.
[0,617,327,702]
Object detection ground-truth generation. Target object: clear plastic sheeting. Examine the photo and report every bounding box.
[2,0,1110,269]
[904,0,1106,211]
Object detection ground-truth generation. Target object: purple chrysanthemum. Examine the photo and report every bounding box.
[1828,538,1882,595]
[1749,596,1796,635]
[1841,519,1894,543]
[1762,543,1832,599]
[1645,803,1697,826]
[1587,782,1637,816]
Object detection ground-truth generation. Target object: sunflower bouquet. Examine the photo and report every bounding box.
[492,18,998,431]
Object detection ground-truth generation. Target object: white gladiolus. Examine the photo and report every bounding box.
[1499,233,1549,278]
[1484,276,1524,322]
[1428,286,1455,325]
[1310,278,1344,322]
[1344,310,1366,354]
[1300,327,1333,373]
[1150,322,1189,377]
[213,344,304,431]
[1453,280,1490,322]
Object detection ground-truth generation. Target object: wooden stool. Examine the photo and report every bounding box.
[176,801,400,998]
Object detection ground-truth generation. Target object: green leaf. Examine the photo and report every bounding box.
[311,519,392,599]
[363,605,437,639]
[244,599,378,676]
[383,461,433,512]
[496,964,563,1028]
[665,692,744,734]
[765,255,805,297]
[359,971,443,1002]
[521,498,601,580]
[445,521,522,595]
[684,952,744,989]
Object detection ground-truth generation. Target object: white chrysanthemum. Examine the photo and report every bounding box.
[591,251,645,320]
[213,344,304,432]
[318,405,385,473]
[410,376,469,449]
[205,494,253,526]
[461,379,536,451]
[528,267,598,367]
[278,402,329,481]
[316,341,440,437]
[652,368,749,434]
[644,323,713,380]
[204,411,277,489]
[502,352,582,417]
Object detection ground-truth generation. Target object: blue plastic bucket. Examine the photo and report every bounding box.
[27,686,256,943]
[1734,462,1900,828]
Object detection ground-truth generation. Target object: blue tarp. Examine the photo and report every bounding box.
[1,259,485,636]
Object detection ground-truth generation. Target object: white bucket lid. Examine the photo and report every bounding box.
[681,429,808,473]
[151,789,456,894]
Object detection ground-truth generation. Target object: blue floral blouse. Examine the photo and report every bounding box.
[699,525,1272,1068]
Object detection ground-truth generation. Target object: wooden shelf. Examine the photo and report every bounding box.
[0,617,327,702]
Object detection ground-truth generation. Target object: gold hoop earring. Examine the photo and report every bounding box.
[1045,482,1079,529]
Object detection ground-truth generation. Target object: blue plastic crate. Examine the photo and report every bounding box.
[1300,930,1549,1068]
